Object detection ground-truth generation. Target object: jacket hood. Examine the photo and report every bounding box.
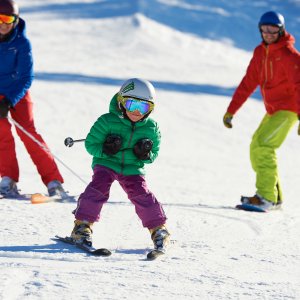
[0,17,26,43]
[109,93,121,116]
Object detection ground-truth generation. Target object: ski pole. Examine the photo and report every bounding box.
[64,137,85,147]
[7,117,88,185]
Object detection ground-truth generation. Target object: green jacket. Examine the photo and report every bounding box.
[85,94,161,175]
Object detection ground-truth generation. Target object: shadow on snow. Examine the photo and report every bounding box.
[35,71,262,100]
[0,243,72,254]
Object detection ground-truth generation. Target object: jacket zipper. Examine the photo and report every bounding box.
[120,123,136,175]
[261,46,269,102]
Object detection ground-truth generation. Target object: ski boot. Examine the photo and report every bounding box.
[71,220,93,246]
[0,176,20,198]
[241,194,276,211]
[149,225,170,250]
[47,180,69,199]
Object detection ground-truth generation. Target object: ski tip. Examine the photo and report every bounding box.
[147,254,158,260]
[146,249,165,260]
[93,249,112,256]
[31,193,51,204]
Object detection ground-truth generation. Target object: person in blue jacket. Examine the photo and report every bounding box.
[0,0,67,198]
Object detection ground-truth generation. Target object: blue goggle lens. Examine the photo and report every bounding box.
[124,98,151,114]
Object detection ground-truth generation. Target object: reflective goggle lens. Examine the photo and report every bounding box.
[0,14,16,24]
[123,98,152,114]
[260,25,280,34]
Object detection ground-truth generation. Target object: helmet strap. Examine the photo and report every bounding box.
[13,16,19,29]
[279,28,285,37]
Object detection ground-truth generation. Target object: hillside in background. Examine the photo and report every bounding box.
[22,0,300,50]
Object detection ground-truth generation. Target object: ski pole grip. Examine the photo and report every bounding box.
[64,137,86,147]
[64,137,74,147]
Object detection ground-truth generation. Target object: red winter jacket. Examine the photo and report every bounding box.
[227,32,300,116]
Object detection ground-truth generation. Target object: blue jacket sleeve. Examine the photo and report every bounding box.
[7,39,34,106]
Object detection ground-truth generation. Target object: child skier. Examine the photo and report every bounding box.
[70,78,170,251]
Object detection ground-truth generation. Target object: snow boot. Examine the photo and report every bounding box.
[71,220,93,246]
[0,176,20,197]
[47,180,68,198]
[149,225,170,249]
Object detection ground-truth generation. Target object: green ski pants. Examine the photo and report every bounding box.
[250,110,297,203]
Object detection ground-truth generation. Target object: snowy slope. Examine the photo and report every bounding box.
[0,0,300,299]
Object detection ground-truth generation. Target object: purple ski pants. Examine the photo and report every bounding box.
[74,165,167,229]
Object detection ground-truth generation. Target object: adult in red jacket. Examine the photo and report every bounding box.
[0,0,66,198]
[223,11,300,210]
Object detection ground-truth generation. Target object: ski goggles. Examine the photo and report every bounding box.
[119,97,154,115]
[0,14,17,24]
[260,25,281,34]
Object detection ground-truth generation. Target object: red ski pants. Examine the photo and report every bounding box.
[0,92,63,185]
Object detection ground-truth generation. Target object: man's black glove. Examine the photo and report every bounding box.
[0,97,10,118]
[133,138,153,160]
[102,134,122,155]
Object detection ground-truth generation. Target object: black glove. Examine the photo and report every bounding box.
[102,134,122,155]
[0,97,10,118]
[133,138,153,160]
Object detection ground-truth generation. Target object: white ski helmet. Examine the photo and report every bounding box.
[118,78,156,103]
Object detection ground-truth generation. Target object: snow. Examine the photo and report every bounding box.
[1,0,300,299]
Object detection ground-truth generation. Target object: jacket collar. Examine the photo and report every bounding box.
[0,18,26,44]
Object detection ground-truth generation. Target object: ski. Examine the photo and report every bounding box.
[0,193,33,201]
[54,235,112,256]
[146,239,176,260]
[147,248,166,260]
[1,192,76,203]
[30,193,76,204]
[236,203,267,212]
[236,203,282,212]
